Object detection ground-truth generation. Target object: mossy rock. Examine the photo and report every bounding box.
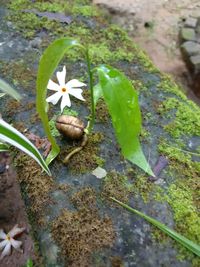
[0,0,199,266]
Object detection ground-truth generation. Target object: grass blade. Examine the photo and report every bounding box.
[0,78,21,101]
[110,197,200,257]
[0,118,51,175]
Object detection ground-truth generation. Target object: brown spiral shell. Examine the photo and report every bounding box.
[56,115,85,140]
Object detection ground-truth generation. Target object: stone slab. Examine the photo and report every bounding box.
[180,27,196,41]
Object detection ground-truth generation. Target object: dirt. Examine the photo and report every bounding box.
[0,153,34,267]
[93,0,200,103]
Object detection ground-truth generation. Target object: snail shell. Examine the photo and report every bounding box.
[56,115,85,140]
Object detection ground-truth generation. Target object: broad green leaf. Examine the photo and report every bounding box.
[111,197,200,257]
[0,118,51,175]
[36,38,82,164]
[0,78,21,101]
[97,65,154,176]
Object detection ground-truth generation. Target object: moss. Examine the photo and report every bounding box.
[70,5,99,17]
[132,79,148,92]
[8,0,100,39]
[158,74,187,100]
[0,60,36,89]
[167,183,200,243]
[132,174,155,203]
[101,171,134,203]
[140,128,150,141]
[158,97,200,138]
[5,99,21,118]
[51,187,115,267]
[49,118,60,137]
[157,137,200,263]
[166,183,200,265]
[14,154,54,214]
[65,132,104,174]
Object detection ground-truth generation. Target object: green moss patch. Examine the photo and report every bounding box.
[158,97,200,138]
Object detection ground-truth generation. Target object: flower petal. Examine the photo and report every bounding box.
[47,79,60,91]
[46,91,62,105]
[57,66,66,87]
[10,238,23,253]
[0,242,11,259]
[68,88,85,101]
[0,230,6,240]
[0,240,8,250]
[66,79,86,88]
[8,225,25,238]
[60,93,71,112]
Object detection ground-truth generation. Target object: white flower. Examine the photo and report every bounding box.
[46,66,86,112]
[0,225,25,259]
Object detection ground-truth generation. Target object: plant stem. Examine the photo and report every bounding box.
[85,48,95,134]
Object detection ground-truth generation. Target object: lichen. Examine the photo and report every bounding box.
[51,187,115,267]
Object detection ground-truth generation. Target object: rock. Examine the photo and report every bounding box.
[189,54,200,72]
[29,37,42,49]
[180,28,196,41]
[181,41,200,56]
[193,73,200,97]
[184,17,198,28]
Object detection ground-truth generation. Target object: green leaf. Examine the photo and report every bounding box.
[97,65,154,176]
[0,142,9,152]
[0,118,51,175]
[36,38,82,165]
[23,259,33,267]
[0,78,21,101]
[93,83,103,107]
[110,197,200,258]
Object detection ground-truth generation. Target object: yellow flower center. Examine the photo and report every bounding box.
[61,87,68,93]
[6,235,11,241]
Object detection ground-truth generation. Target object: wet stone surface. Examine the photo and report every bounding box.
[0,1,200,267]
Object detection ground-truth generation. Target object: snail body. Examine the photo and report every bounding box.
[56,115,85,140]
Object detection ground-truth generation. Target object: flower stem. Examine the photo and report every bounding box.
[85,48,95,134]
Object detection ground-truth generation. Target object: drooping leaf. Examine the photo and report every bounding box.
[110,197,200,257]
[0,78,21,101]
[97,65,154,176]
[0,118,51,175]
[36,38,82,164]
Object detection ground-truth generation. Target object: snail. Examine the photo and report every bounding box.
[56,115,85,140]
